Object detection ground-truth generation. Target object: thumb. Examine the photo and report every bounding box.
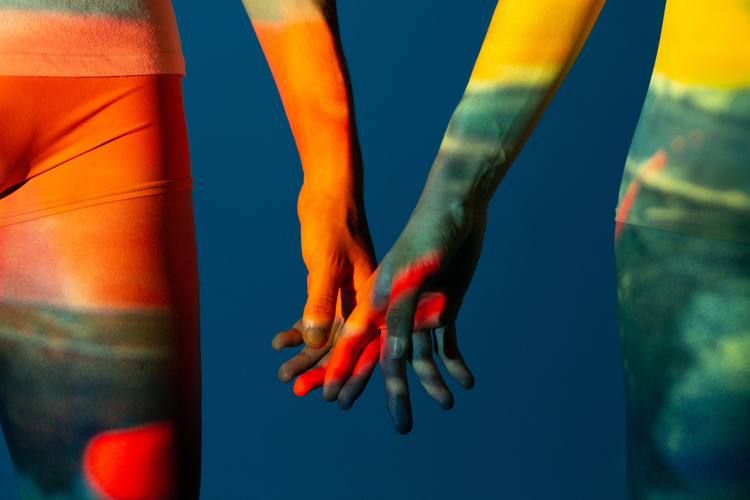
[302,270,339,348]
[351,257,375,306]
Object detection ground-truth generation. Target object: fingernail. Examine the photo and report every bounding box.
[387,337,403,359]
[322,384,339,402]
[305,327,327,347]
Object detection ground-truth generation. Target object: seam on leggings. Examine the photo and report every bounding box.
[615,209,750,236]
[0,178,193,223]
[0,53,184,61]
[2,171,169,212]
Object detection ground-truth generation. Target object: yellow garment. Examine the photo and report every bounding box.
[614,0,750,243]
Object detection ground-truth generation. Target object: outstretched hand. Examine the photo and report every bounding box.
[272,316,380,398]
[320,191,483,433]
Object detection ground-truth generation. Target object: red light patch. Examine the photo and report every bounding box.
[83,422,175,500]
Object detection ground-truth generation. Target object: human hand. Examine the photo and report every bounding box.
[296,188,376,348]
[279,310,472,423]
[320,189,482,433]
[272,316,381,398]
[243,0,375,350]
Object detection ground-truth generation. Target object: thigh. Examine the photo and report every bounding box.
[0,191,200,500]
[615,222,750,499]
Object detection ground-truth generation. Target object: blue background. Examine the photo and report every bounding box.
[0,1,666,498]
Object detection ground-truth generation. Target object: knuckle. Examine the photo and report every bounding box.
[372,275,392,305]
[304,297,337,318]
[385,308,413,331]
[411,358,435,375]
[307,247,348,272]
[383,376,408,396]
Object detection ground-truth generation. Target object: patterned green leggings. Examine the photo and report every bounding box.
[616,223,750,499]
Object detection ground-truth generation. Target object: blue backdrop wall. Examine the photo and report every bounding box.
[0,1,666,498]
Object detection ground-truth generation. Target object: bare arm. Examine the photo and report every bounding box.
[319,0,608,433]
[242,0,376,350]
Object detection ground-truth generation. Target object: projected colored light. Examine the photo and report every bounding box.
[83,422,175,500]
[390,253,442,306]
[615,150,667,243]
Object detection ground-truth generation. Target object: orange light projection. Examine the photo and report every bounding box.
[615,150,667,243]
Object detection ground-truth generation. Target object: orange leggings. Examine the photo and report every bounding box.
[0,75,193,225]
[0,75,200,499]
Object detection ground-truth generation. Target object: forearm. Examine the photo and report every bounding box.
[242,0,361,200]
[423,0,606,213]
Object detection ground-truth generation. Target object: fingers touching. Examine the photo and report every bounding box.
[273,318,338,383]
[302,250,375,348]
[302,270,339,348]
[290,327,380,401]
[275,320,474,436]
[321,317,376,401]
[277,251,475,434]
[322,270,384,401]
[273,315,378,403]
[337,332,380,410]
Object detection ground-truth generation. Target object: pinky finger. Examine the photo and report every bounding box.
[433,323,475,390]
[338,331,381,410]
[410,329,454,410]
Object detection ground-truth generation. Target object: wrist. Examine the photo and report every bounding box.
[300,154,363,201]
[298,180,365,221]
[428,82,551,210]
[297,183,372,254]
[421,150,498,216]
[295,113,364,200]
[424,97,515,212]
